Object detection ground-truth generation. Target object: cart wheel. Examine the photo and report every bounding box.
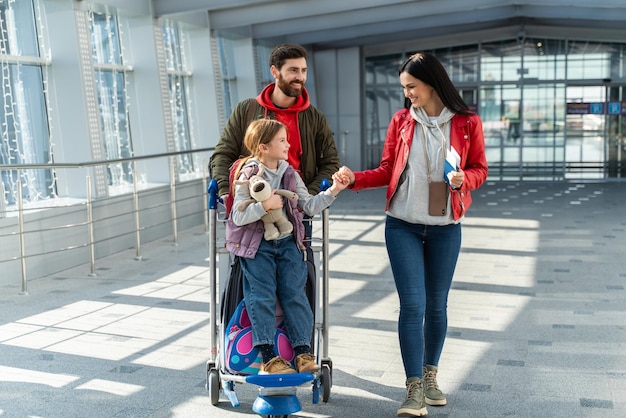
[208,369,220,405]
[321,364,332,403]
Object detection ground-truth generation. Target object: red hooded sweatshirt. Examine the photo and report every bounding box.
[256,83,310,173]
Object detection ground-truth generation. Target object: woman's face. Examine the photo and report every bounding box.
[400,71,434,110]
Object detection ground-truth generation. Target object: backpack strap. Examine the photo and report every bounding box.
[226,160,259,216]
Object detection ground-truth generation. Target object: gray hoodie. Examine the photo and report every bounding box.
[387,106,457,225]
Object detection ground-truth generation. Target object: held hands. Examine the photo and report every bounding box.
[326,166,355,197]
[329,171,349,196]
[337,166,355,186]
[328,166,355,197]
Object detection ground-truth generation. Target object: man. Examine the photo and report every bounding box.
[210,43,340,199]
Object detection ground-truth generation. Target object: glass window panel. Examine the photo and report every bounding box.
[481,85,516,148]
[255,42,275,86]
[567,53,609,80]
[567,41,618,80]
[523,146,556,164]
[436,46,479,83]
[0,0,51,206]
[89,10,134,191]
[484,148,502,174]
[365,54,403,85]
[480,84,501,125]
[163,20,196,177]
[364,56,406,169]
[502,55,523,82]
[481,58,502,83]
[482,41,522,82]
[524,39,566,81]
[94,69,132,187]
[169,74,195,174]
[163,20,183,72]
[218,35,238,117]
[0,0,39,56]
[90,12,122,65]
[522,84,564,144]
[0,64,52,204]
[609,45,626,79]
[363,86,404,168]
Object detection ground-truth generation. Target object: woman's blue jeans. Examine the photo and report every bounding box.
[240,236,312,349]
[385,215,461,378]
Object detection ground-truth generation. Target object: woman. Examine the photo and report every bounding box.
[339,52,488,416]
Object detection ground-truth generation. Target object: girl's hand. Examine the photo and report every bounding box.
[262,192,284,211]
[329,172,349,196]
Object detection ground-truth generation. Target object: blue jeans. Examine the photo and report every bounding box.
[385,215,461,378]
[240,236,312,349]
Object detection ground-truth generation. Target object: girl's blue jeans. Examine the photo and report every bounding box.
[240,236,312,349]
[385,215,461,378]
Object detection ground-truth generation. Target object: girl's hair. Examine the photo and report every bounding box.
[244,118,286,157]
[399,52,471,115]
[231,118,286,192]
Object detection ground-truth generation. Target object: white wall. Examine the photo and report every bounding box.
[232,38,257,100]
[125,14,170,183]
[187,24,219,152]
[45,0,92,198]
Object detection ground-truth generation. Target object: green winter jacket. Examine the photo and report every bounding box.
[209,85,340,197]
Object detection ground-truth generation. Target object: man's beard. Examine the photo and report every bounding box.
[277,75,303,98]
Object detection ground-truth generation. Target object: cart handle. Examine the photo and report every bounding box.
[320,178,330,192]
[207,179,221,210]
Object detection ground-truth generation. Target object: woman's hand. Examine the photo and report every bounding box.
[448,168,464,189]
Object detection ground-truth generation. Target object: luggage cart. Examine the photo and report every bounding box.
[205,179,333,417]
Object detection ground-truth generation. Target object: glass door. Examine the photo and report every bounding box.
[522,83,566,179]
[565,85,606,179]
[479,84,522,179]
[607,85,626,178]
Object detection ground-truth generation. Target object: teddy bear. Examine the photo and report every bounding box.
[235,166,298,241]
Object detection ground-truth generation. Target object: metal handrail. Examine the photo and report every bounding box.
[0,147,215,294]
[0,147,214,170]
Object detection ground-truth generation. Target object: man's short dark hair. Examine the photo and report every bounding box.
[269,43,308,69]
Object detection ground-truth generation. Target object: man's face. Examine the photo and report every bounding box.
[272,57,307,98]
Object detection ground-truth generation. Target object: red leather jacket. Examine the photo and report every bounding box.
[352,108,488,221]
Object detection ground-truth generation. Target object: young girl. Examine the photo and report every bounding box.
[226,118,347,374]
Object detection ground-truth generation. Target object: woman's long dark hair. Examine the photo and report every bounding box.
[400,52,472,115]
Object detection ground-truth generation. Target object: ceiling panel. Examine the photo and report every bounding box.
[152,0,626,49]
